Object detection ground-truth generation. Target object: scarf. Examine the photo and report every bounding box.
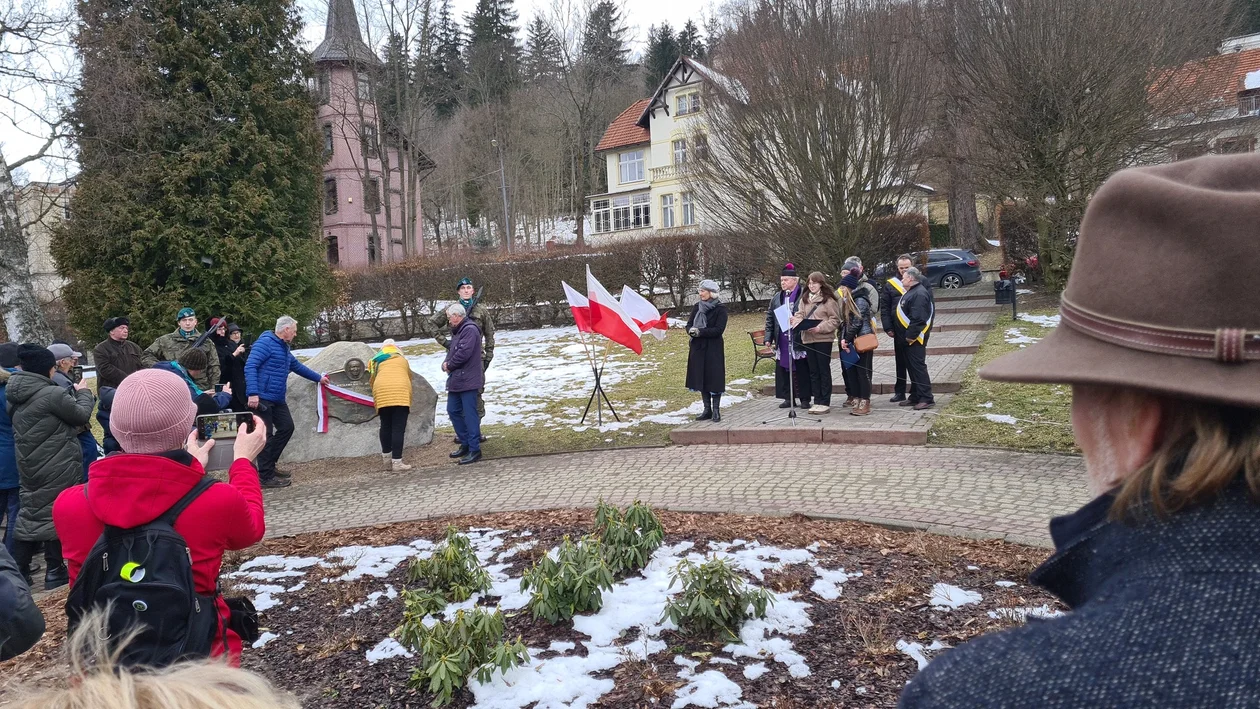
[369,344,401,377]
[693,297,720,330]
[458,298,475,312]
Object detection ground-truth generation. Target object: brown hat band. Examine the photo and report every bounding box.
[1060,298,1259,364]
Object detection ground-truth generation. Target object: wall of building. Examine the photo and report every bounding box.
[318,63,423,268]
[16,182,70,301]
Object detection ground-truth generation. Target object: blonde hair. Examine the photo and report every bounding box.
[1113,397,1260,519]
[6,614,299,709]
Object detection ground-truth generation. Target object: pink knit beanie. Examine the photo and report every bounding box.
[112,369,197,454]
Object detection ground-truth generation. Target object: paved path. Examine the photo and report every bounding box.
[262,445,1090,548]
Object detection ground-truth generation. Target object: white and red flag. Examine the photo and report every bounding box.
[561,280,593,333]
[586,266,643,354]
[314,381,375,433]
[619,286,669,341]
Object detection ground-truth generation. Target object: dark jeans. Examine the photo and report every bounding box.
[841,350,873,400]
[774,359,811,406]
[907,343,933,404]
[378,406,409,459]
[802,342,834,405]
[13,538,61,579]
[447,390,481,454]
[78,431,99,483]
[892,330,911,397]
[256,400,294,481]
[0,487,18,555]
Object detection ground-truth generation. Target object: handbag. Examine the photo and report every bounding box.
[854,332,879,353]
[225,596,260,643]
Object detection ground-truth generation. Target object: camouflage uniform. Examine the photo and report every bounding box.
[142,330,219,392]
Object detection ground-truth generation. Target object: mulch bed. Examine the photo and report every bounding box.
[1,510,1062,708]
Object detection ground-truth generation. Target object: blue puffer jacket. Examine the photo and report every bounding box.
[0,369,17,490]
[245,331,322,403]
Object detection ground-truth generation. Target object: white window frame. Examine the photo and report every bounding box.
[356,72,371,102]
[592,198,611,233]
[673,139,687,165]
[618,150,645,184]
[661,194,675,228]
[676,92,700,116]
[682,193,696,226]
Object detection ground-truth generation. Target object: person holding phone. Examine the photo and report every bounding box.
[54,368,268,666]
[48,343,99,484]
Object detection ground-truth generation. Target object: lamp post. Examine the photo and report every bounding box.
[491,138,511,253]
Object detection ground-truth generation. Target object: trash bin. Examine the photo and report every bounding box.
[994,279,1013,305]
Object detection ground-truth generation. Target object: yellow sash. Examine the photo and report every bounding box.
[896,299,933,345]
[886,278,906,295]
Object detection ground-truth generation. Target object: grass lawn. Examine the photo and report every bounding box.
[928,309,1077,454]
[386,311,773,459]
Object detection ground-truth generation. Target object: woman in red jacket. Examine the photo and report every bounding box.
[53,368,268,666]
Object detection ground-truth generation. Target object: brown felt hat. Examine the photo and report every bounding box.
[981,154,1260,409]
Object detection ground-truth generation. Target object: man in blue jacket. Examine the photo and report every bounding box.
[246,316,328,488]
[442,304,484,465]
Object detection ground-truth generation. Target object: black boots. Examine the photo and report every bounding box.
[695,393,722,422]
[450,444,469,459]
[696,393,713,421]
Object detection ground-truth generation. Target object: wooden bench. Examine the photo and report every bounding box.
[748,330,776,374]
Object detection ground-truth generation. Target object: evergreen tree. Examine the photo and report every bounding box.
[1242,0,1260,33]
[464,0,520,105]
[643,23,680,92]
[423,0,464,119]
[379,32,412,133]
[677,20,705,61]
[523,16,560,83]
[55,0,330,344]
[581,0,629,73]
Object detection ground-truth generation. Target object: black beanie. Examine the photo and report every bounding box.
[178,347,210,371]
[17,343,55,375]
[0,342,19,369]
[781,262,798,277]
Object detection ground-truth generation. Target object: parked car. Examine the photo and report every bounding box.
[876,248,983,290]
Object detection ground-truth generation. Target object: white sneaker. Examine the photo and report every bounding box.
[391,458,413,472]
[809,404,830,414]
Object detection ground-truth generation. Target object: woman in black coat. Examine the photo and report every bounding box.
[221,324,250,412]
[685,279,728,422]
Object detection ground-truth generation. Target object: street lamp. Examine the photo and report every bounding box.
[491,138,511,253]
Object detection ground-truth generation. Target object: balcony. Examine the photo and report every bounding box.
[650,163,690,182]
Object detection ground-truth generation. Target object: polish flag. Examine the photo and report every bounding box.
[586,266,643,355]
[561,281,592,333]
[620,286,669,341]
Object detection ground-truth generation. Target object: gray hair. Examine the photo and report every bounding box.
[275,315,297,332]
[844,256,862,268]
[446,303,466,317]
[902,267,923,283]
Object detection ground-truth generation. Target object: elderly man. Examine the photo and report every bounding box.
[430,276,496,439]
[92,317,144,390]
[900,154,1260,707]
[442,304,484,465]
[143,308,219,391]
[245,316,329,488]
[896,267,934,410]
[48,343,99,483]
[763,262,810,409]
[881,255,916,403]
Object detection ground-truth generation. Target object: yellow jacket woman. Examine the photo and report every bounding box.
[370,340,413,471]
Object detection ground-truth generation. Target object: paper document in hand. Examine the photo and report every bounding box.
[619,286,669,340]
[586,266,644,354]
[774,303,793,333]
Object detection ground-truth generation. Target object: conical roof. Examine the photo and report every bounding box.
[313,0,378,65]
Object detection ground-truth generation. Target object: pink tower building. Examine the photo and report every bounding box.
[314,0,433,267]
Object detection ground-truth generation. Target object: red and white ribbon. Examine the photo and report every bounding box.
[315,381,376,433]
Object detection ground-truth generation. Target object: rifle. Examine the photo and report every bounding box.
[466,285,485,314]
[190,316,226,350]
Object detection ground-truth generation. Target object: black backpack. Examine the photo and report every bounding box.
[65,476,223,668]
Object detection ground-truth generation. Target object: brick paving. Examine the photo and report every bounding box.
[873,329,984,356]
[261,444,1089,547]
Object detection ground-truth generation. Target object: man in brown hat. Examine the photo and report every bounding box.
[899,154,1260,707]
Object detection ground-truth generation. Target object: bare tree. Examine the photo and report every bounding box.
[688,0,931,275]
[922,0,1235,289]
[0,0,70,341]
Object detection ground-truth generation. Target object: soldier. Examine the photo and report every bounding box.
[430,277,495,441]
[142,308,220,392]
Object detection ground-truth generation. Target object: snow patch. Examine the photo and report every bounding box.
[1004,328,1040,345]
[323,545,417,581]
[929,583,982,610]
[896,640,949,671]
[673,656,756,709]
[252,632,278,649]
[983,414,1018,426]
[988,605,1065,623]
[995,580,1017,588]
[1017,314,1061,328]
[366,637,413,664]
[810,567,860,600]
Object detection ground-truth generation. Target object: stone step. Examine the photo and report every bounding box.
[934,300,1002,314]
[670,394,951,445]
[872,330,984,356]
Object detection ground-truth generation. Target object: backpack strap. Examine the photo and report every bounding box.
[157,475,218,527]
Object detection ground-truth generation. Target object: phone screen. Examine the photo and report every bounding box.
[196,413,247,440]
[70,365,84,384]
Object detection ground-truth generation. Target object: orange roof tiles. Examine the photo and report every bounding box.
[1161,48,1260,104]
[595,99,651,153]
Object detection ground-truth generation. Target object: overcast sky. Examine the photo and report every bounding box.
[3,0,715,183]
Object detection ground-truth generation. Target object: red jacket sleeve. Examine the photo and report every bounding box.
[221,458,265,549]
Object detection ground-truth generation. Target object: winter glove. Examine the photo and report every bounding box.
[688,327,700,337]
